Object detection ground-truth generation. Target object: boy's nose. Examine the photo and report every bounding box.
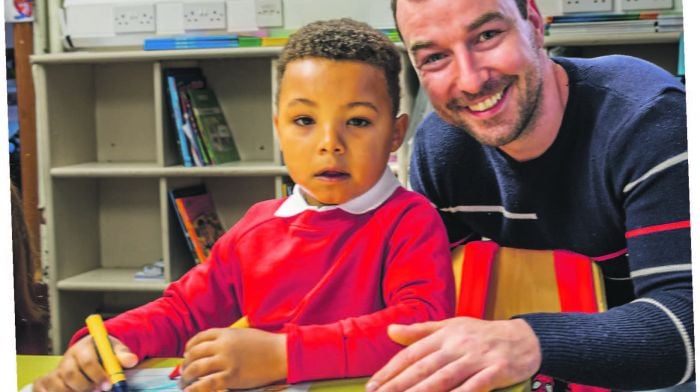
[319,126,345,154]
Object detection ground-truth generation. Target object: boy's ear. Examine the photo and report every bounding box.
[390,113,409,152]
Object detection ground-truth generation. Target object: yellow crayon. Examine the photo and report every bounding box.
[85,314,129,392]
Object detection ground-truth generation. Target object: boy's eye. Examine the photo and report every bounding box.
[294,116,314,126]
[477,30,502,43]
[347,118,371,127]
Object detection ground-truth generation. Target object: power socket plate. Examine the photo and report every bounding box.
[114,5,156,34]
[561,0,613,13]
[621,0,673,11]
[183,2,226,31]
[255,0,283,27]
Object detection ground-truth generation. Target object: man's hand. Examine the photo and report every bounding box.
[33,334,138,392]
[180,327,287,391]
[366,317,541,392]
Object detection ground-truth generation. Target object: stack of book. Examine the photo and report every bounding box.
[145,28,403,51]
[657,12,683,33]
[145,34,240,51]
[165,67,241,167]
[544,12,682,37]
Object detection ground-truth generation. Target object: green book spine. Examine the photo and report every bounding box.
[187,88,241,164]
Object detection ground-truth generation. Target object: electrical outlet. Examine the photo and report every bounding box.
[561,0,613,14]
[255,0,283,27]
[183,2,226,31]
[621,0,673,11]
[113,5,156,34]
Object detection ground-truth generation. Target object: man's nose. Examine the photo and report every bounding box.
[453,51,488,96]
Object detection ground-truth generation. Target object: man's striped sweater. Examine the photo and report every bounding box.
[409,55,693,390]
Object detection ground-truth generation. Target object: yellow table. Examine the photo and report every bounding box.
[17,355,368,391]
[17,355,529,391]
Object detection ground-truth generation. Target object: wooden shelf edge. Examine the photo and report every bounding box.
[57,268,168,292]
[50,161,288,177]
[545,31,681,47]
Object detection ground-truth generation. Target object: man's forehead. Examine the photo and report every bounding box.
[396,0,515,31]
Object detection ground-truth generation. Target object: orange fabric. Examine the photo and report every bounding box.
[456,241,498,318]
[553,250,600,313]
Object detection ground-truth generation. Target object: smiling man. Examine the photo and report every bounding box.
[366,0,694,391]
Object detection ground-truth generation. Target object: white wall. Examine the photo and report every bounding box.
[278,0,684,30]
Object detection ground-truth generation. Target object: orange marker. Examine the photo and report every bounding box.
[168,316,249,379]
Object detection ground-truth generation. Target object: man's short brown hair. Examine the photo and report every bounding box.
[390,0,528,36]
[276,18,402,116]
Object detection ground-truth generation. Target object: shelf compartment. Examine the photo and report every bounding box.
[51,178,163,279]
[161,57,275,166]
[42,62,158,168]
[165,176,277,280]
[55,290,162,352]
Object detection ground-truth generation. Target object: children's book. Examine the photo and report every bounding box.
[187,87,241,164]
[165,76,193,167]
[164,68,209,166]
[169,184,227,264]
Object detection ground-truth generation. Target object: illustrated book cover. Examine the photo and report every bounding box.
[169,184,227,264]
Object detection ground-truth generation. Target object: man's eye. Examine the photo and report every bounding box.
[294,116,314,126]
[348,118,370,127]
[478,30,502,43]
[422,53,446,66]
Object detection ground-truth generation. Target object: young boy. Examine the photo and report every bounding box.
[33,18,454,392]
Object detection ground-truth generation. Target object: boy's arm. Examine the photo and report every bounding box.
[286,199,455,383]
[68,230,243,360]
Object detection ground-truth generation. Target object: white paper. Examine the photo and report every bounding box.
[20,367,312,392]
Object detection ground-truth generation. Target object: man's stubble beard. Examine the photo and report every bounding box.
[437,63,544,148]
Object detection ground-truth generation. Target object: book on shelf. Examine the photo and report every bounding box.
[545,12,659,24]
[166,75,193,167]
[164,68,213,166]
[169,184,227,265]
[187,87,241,164]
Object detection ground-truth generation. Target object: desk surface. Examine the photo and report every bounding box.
[17,355,369,391]
[17,355,529,392]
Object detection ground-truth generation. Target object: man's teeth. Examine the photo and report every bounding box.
[468,91,503,112]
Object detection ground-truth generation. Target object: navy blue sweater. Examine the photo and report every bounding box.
[409,55,693,389]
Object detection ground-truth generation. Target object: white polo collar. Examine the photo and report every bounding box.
[274,167,400,217]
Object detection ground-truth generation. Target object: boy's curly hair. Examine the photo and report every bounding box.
[276,18,402,116]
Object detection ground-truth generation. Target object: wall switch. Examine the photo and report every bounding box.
[620,0,673,11]
[183,2,226,31]
[561,0,613,13]
[255,0,283,27]
[113,4,155,34]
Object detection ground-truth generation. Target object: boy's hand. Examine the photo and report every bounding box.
[180,328,287,391]
[33,334,138,392]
